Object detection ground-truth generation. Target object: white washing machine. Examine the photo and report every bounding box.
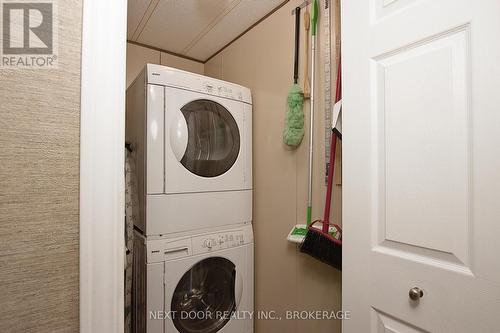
[126,64,253,237]
[133,224,254,333]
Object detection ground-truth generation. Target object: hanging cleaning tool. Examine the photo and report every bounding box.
[332,60,342,140]
[287,0,319,243]
[283,6,305,148]
[300,61,342,270]
[306,0,318,227]
[303,7,311,99]
[322,0,332,183]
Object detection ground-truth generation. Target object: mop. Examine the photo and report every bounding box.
[283,6,304,147]
[287,0,319,243]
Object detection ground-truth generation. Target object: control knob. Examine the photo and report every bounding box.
[204,239,216,249]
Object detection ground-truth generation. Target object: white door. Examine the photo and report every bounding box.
[342,0,500,332]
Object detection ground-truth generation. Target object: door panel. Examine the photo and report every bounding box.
[373,25,471,269]
[342,0,500,332]
[372,308,430,333]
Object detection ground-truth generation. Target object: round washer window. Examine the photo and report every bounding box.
[180,100,240,178]
[171,257,236,333]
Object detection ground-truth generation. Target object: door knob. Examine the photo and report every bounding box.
[409,287,424,301]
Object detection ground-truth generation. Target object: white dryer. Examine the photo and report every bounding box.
[126,65,252,236]
[133,225,254,333]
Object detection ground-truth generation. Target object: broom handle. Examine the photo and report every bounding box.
[307,34,316,226]
[322,135,337,232]
[322,60,342,233]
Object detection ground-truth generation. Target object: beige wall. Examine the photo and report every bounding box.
[126,2,342,330]
[205,1,342,332]
[0,2,82,332]
[126,42,204,87]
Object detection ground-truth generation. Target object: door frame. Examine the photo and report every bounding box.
[80,0,127,332]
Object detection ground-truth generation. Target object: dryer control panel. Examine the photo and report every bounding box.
[202,81,242,101]
[146,64,252,104]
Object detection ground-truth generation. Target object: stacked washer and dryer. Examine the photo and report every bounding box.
[126,64,254,333]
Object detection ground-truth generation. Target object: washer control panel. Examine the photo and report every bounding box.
[146,225,253,263]
[192,230,247,255]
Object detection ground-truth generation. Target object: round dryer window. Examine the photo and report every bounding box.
[180,100,240,178]
[171,257,236,333]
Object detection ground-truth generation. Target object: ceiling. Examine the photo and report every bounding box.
[127,0,285,62]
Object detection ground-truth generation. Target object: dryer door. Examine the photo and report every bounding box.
[165,87,251,194]
[179,99,240,178]
[171,257,235,333]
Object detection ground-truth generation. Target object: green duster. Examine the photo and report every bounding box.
[283,83,305,147]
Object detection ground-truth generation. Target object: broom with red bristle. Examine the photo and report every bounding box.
[300,60,342,270]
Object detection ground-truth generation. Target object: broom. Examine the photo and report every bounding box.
[300,59,342,270]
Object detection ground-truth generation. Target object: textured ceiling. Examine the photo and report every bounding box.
[128,0,285,62]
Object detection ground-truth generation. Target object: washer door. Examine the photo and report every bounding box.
[171,257,236,333]
[175,99,240,178]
